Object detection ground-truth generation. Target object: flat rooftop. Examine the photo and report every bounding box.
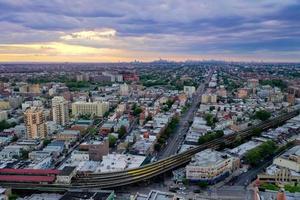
[97,154,145,173]
[134,190,183,200]
[229,140,262,157]
[60,191,113,200]
[189,149,231,167]
[279,145,300,159]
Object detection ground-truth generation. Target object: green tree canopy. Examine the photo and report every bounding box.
[255,110,271,121]
[0,120,16,131]
[118,125,127,139]
[198,130,224,145]
[154,143,161,151]
[108,134,117,147]
[244,141,277,166]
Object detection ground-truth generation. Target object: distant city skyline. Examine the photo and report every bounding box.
[0,0,300,62]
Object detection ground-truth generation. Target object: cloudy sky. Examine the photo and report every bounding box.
[0,0,300,62]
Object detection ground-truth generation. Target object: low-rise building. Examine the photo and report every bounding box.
[217,85,227,97]
[132,190,183,200]
[237,88,249,99]
[56,166,77,184]
[100,121,115,135]
[186,149,239,184]
[55,130,80,141]
[0,101,10,110]
[60,190,115,200]
[28,156,52,169]
[71,150,89,162]
[9,96,23,109]
[177,94,188,106]
[16,139,42,150]
[258,146,300,184]
[0,145,24,159]
[98,154,145,173]
[0,111,8,121]
[228,140,262,158]
[131,138,155,155]
[21,100,43,111]
[29,151,52,160]
[183,86,196,97]
[17,193,62,200]
[273,145,300,172]
[46,121,63,135]
[0,187,10,200]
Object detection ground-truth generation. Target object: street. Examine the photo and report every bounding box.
[158,70,213,159]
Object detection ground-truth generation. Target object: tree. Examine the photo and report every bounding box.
[162,106,169,112]
[9,193,19,200]
[0,120,16,131]
[118,125,127,139]
[245,148,261,166]
[88,127,98,135]
[215,130,224,137]
[182,106,188,113]
[284,184,300,193]
[158,137,166,144]
[255,110,271,121]
[103,111,110,118]
[198,182,208,188]
[154,143,161,151]
[11,135,18,142]
[209,106,215,111]
[154,116,179,151]
[217,142,226,151]
[20,149,29,160]
[108,134,117,147]
[43,139,51,147]
[132,103,137,110]
[204,113,217,127]
[145,115,153,122]
[244,141,277,166]
[252,127,262,137]
[78,113,91,120]
[166,99,174,109]
[133,104,143,116]
[259,79,287,90]
[182,178,190,185]
[198,131,224,145]
[234,135,242,146]
[66,81,90,90]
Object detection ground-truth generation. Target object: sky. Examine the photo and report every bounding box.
[0,0,300,63]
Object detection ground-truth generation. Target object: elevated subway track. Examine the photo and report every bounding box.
[1,110,299,191]
[69,109,299,188]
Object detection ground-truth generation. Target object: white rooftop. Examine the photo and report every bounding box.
[189,149,231,167]
[97,154,145,173]
[229,140,262,157]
